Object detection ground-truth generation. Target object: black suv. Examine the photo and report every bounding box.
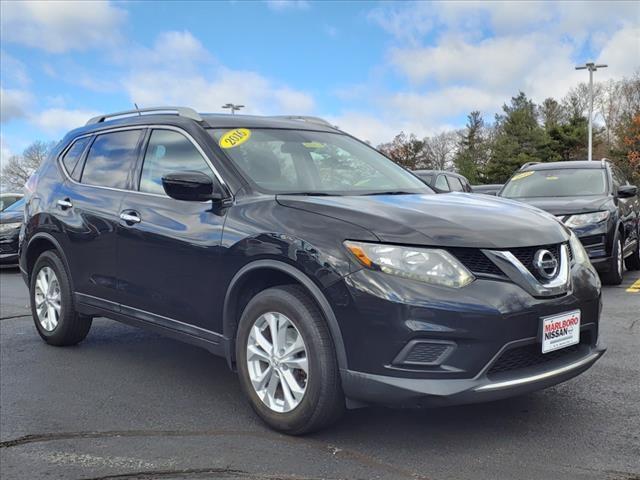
[20,107,604,434]
[500,160,640,285]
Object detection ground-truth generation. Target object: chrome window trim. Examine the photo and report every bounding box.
[482,244,570,297]
[57,124,231,200]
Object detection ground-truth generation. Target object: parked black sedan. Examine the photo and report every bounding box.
[500,160,640,284]
[0,197,24,266]
[412,170,472,193]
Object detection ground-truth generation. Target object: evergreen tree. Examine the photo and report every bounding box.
[484,92,558,182]
[548,113,590,161]
[454,111,488,184]
[539,98,565,130]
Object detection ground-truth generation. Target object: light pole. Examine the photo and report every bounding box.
[575,62,607,161]
[222,103,245,115]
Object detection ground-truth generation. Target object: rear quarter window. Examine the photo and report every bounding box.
[61,137,92,181]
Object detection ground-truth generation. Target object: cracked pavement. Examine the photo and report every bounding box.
[1,267,639,480]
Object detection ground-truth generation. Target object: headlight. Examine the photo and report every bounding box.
[344,241,474,288]
[0,222,21,233]
[564,211,609,228]
[569,231,591,266]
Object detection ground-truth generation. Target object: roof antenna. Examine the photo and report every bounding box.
[134,103,141,116]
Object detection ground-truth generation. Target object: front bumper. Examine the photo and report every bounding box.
[326,262,604,406]
[0,230,20,265]
[342,344,605,407]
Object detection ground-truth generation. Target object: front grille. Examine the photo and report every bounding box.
[449,248,505,276]
[508,243,566,281]
[450,242,570,280]
[404,342,449,364]
[487,332,591,377]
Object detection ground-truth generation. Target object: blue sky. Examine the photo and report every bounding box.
[1,0,638,160]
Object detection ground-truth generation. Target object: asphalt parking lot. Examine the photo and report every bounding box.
[1,266,639,480]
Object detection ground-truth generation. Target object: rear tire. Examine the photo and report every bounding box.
[236,285,344,434]
[624,227,640,271]
[602,235,624,285]
[30,250,92,346]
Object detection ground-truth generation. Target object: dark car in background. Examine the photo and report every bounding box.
[19,107,604,434]
[0,193,24,211]
[472,184,503,196]
[412,169,472,193]
[0,197,25,266]
[500,160,640,284]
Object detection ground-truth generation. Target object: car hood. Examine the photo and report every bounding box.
[502,195,611,216]
[277,193,569,248]
[0,211,22,224]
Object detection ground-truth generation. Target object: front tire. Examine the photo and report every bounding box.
[602,235,624,285]
[624,227,640,271]
[30,250,92,346]
[236,285,344,434]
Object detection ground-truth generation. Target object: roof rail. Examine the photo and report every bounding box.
[86,106,203,125]
[270,115,336,128]
[519,161,541,170]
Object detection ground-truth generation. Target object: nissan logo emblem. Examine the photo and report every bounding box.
[533,249,559,279]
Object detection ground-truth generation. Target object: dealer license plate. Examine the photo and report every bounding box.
[541,310,581,354]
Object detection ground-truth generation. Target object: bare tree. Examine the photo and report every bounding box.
[377,132,428,169]
[1,140,56,191]
[424,131,457,170]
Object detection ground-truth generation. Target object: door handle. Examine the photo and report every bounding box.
[119,211,141,224]
[57,198,73,210]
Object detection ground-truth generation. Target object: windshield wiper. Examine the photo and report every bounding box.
[360,191,416,196]
[277,192,337,196]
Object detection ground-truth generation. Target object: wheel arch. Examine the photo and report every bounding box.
[24,233,73,288]
[222,259,348,371]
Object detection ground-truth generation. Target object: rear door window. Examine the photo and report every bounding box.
[448,176,464,192]
[435,174,450,191]
[81,130,143,189]
[139,129,214,195]
[418,174,433,184]
[62,137,92,181]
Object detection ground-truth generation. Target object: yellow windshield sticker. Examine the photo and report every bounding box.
[511,171,534,181]
[219,128,251,149]
[302,141,325,149]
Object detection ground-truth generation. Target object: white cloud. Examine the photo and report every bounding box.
[30,108,100,135]
[596,26,640,80]
[354,0,640,144]
[265,0,309,11]
[325,112,404,145]
[123,31,315,115]
[1,0,127,53]
[0,87,34,123]
[1,51,30,87]
[389,33,556,88]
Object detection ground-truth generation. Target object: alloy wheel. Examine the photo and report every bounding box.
[246,311,309,413]
[34,266,61,331]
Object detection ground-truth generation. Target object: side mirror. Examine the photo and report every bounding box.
[162,171,225,202]
[617,185,638,198]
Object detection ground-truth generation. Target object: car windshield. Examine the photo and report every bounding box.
[501,168,607,198]
[209,128,431,195]
[1,197,25,212]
